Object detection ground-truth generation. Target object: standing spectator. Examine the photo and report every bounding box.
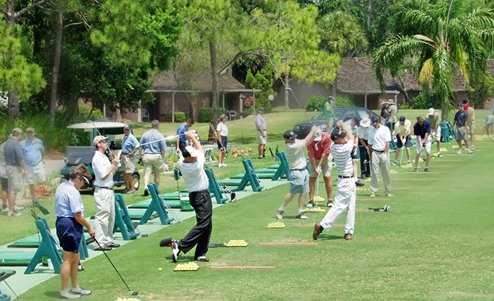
[426,108,442,156]
[160,132,213,262]
[464,100,475,149]
[413,117,432,172]
[357,117,371,178]
[140,120,167,195]
[368,117,392,198]
[21,128,47,204]
[307,128,333,208]
[393,116,412,165]
[453,104,472,154]
[4,128,26,216]
[485,111,494,138]
[121,125,139,194]
[381,100,397,133]
[216,115,228,168]
[55,166,95,299]
[91,136,119,251]
[0,141,8,212]
[176,118,193,152]
[255,110,268,159]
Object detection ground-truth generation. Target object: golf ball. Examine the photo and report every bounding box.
[158,267,163,271]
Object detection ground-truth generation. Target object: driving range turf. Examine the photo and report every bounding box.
[18,139,494,300]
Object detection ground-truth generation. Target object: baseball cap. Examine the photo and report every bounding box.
[26,127,35,133]
[359,118,370,128]
[399,116,406,123]
[428,108,435,116]
[92,135,107,146]
[283,130,296,140]
[370,116,380,124]
[330,126,345,141]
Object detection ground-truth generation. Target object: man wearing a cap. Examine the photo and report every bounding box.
[216,115,228,168]
[4,128,26,216]
[121,125,139,193]
[140,120,167,196]
[91,135,119,251]
[255,110,268,159]
[368,116,392,198]
[21,127,47,203]
[453,103,472,154]
[413,117,432,172]
[275,126,317,220]
[307,127,333,208]
[357,117,371,178]
[393,116,412,165]
[161,131,212,262]
[313,124,357,241]
[426,108,442,156]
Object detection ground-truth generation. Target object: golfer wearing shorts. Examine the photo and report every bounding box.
[427,108,442,156]
[313,125,357,241]
[216,115,228,168]
[4,128,26,217]
[92,136,119,251]
[454,104,472,154]
[275,126,317,220]
[55,167,95,299]
[307,128,333,208]
[162,132,212,262]
[413,117,432,172]
[255,110,268,159]
[393,116,412,165]
[21,127,47,203]
[140,120,167,195]
[121,125,139,193]
[368,116,392,198]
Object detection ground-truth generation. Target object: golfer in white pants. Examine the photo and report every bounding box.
[91,136,119,251]
[313,125,356,241]
[368,116,392,197]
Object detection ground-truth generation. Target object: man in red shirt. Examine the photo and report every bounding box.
[307,128,333,208]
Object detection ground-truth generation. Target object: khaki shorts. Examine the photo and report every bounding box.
[416,139,432,155]
[26,161,47,185]
[6,165,23,193]
[257,130,267,145]
[455,127,467,141]
[431,127,441,142]
[308,157,333,177]
[122,154,136,174]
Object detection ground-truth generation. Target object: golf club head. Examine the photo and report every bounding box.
[230,192,236,201]
[130,290,139,296]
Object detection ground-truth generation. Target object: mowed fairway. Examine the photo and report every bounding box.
[20,140,494,301]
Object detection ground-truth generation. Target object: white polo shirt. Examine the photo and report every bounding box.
[178,151,209,192]
[92,151,114,188]
[216,122,228,137]
[368,125,391,151]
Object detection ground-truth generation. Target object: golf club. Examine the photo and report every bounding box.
[93,239,138,296]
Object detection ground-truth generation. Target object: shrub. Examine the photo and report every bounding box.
[162,111,187,122]
[306,96,326,111]
[335,96,354,107]
[198,108,214,123]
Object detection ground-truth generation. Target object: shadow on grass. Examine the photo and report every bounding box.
[44,291,60,299]
[317,234,343,241]
[164,255,196,262]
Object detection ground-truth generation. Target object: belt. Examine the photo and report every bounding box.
[94,186,113,190]
[338,175,353,179]
[372,149,385,153]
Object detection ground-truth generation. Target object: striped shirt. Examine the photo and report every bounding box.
[331,140,354,177]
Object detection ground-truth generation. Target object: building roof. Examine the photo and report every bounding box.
[149,70,252,93]
[336,57,473,95]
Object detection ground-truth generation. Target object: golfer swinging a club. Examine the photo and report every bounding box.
[161,131,212,262]
[313,124,357,241]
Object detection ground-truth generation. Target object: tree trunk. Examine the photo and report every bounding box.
[284,72,290,108]
[209,38,220,111]
[49,9,64,123]
[441,96,449,121]
[5,0,20,120]
[367,0,372,34]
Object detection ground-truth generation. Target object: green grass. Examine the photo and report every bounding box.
[18,138,494,300]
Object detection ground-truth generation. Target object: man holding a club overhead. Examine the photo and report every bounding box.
[413,116,432,172]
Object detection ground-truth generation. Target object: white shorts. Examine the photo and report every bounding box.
[416,139,432,155]
[26,162,47,185]
[308,157,332,177]
[288,169,309,194]
[431,127,441,142]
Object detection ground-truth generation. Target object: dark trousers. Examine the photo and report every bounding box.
[178,190,213,259]
[359,142,370,178]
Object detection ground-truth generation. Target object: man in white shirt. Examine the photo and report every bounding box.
[91,136,119,251]
[393,116,412,165]
[313,125,357,241]
[255,110,268,159]
[368,116,392,198]
[275,126,317,220]
[216,115,228,168]
[160,132,212,262]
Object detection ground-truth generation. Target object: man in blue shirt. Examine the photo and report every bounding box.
[140,120,167,196]
[121,125,140,193]
[176,118,193,152]
[21,127,47,204]
[4,128,26,216]
[454,103,472,154]
[413,117,432,172]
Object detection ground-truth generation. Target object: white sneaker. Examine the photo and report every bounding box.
[14,205,24,211]
[71,287,92,296]
[370,192,376,198]
[171,240,180,262]
[457,150,462,155]
[296,213,308,219]
[60,290,81,299]
[1,207,8,213]
[385,193,393,197]
[276,210,284,220]
[8,211,21,217]
[466,149,473,154]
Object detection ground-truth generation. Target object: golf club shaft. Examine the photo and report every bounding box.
[94,239,133,293]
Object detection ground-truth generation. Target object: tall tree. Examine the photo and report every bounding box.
[374,0,494,120]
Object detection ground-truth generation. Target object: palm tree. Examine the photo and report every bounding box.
[373,0,494,120]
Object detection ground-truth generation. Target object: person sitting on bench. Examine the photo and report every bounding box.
[55,166,95,299]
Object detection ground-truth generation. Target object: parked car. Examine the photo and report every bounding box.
[60,121,140,192]
[293,107,379,139]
